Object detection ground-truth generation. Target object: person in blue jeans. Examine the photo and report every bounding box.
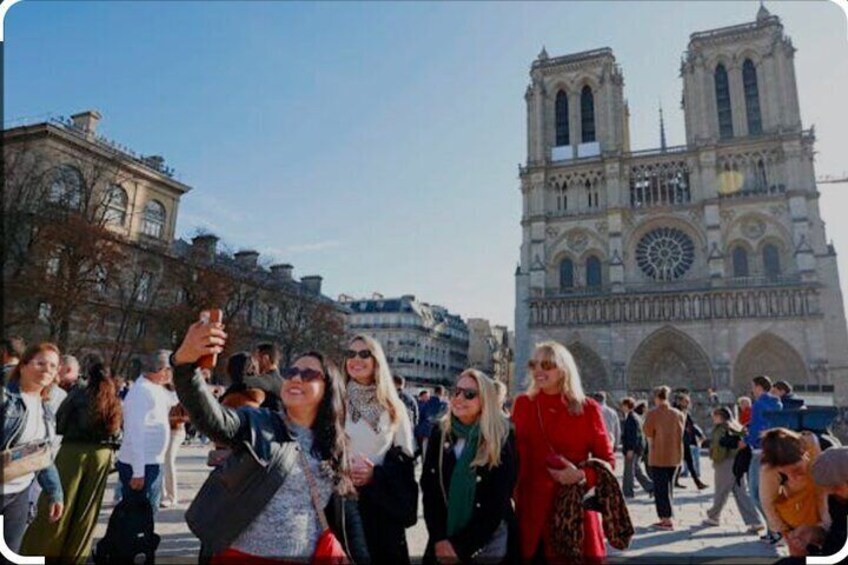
[740,374,783,544]
[115,350,176,513]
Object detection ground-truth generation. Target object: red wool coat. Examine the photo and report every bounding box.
[512,392,614,561]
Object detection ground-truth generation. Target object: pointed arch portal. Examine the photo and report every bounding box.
[627,326,713,392]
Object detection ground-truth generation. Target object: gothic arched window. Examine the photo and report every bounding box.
[714,64,733,139]
[555,90,570,146]
[743,59,762,136]
[732,247,749,277]
[586,256,602,288]
[560,258,574,290]
[763,244,781,277]
[580,85,596,143]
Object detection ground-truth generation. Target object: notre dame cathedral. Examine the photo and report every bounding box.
[514,5,848,405]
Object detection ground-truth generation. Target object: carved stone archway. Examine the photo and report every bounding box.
[628,326,713,392]
[733,332,809,395]
[567,342,611,392]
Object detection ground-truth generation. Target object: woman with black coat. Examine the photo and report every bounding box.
[421,369,517,564]
[343,335,418,564]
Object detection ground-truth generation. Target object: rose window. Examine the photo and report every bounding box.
[636,227,695,281]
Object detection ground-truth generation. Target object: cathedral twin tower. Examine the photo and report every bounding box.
[514,5,848,404]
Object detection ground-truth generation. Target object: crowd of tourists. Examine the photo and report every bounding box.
[3,329,848,564]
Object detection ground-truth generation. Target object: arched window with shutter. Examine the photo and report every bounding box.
[560,258,574,291]
[732,247,749,277]
[142,200,166,238]
[555,90,570,146]
[586,256,602,288]
[48,165,84,209]
[715,64,733,139]
[580,86,596,143]
[743,59,762,135]
[104,185,128,225]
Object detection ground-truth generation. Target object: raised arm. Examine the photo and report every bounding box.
[171,321,249,446]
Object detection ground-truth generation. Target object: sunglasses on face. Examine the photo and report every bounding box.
[282,367,324,382]
[528,359,557,371]
[452,387,479,401]
[345,349,373,360]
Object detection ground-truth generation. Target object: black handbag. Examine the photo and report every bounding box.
[185,440,296,554]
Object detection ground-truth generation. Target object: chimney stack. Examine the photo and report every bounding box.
[270,263,294,281]
[70,110,102,135]
[191,234,219,263]
[301,275,323,295]
[234,250,260,270]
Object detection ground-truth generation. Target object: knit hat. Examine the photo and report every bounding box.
[811,447,848,487]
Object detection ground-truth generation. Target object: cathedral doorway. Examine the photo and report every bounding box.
[627,326,713,393]
[732,332,809,395]
[567,342,611,393]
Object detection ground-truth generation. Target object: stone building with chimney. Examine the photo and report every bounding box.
[2,111,343,378]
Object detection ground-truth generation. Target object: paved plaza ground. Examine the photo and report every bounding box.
[92,444,787,564]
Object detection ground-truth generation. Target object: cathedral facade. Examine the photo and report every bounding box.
[514,6,848,404]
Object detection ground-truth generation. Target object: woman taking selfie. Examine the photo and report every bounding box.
[171,320,369,563]
[21,357,122,563]
[512,341,613,563]
[1,343,64,554]
[421,369,516,564]
[344,334,418,564]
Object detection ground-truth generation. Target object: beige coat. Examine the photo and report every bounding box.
[643,403,686,468]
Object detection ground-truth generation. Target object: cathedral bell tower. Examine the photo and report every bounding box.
[525,47,630,165]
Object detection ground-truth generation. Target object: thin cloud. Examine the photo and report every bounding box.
[286,240,341,254]
[260,240,342,260]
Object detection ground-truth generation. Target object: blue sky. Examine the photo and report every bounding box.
[4,0,847,328]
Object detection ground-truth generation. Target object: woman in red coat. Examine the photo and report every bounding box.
[512,341,614,563]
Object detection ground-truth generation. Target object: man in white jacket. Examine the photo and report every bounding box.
[116,349,176,513]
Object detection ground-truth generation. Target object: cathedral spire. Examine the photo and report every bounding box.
[757,1,771,23]
[659,103,667,152]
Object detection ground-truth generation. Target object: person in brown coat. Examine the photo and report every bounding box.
[643,385,686,530]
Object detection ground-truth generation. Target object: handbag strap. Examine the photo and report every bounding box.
[438,427,449,506]
[298,448,331,531]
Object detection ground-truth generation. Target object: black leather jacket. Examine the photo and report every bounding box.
[172,360,370,562]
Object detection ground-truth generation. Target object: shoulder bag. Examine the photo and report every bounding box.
[299,449,348,565]
[2,439,52,483]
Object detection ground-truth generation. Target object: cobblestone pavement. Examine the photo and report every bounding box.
[92,445,787,563]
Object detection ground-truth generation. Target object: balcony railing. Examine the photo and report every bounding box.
[545,274,805,299]
[531,282,819,327]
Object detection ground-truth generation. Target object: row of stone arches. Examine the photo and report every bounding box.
[565,327,810,395]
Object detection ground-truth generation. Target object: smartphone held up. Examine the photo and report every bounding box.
[198,309,223,370]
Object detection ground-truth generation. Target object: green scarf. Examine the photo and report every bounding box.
[446,416,480,537]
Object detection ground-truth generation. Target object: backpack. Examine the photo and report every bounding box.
[93,494,160,564]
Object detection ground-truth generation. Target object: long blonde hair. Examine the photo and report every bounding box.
[346,334,408,429]
[440,369,509,468]
[526,341,586,415]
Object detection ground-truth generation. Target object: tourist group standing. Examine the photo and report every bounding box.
[8,319,848,564]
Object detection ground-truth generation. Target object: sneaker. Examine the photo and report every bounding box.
[702,518,720,527]
[696,481,709,491]
[652,521,674,531]
[746,524,765,534]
